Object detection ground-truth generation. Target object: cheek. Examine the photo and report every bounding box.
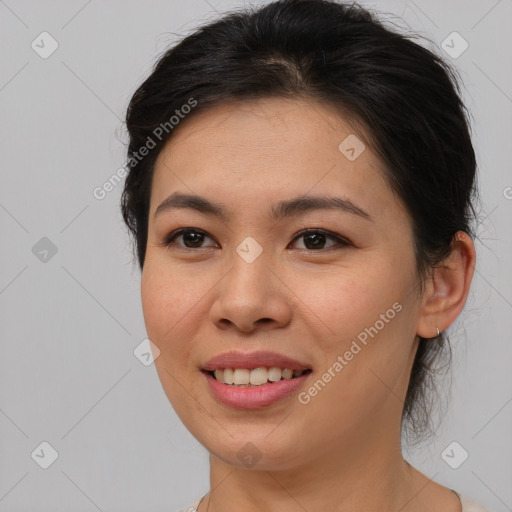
[313,263,403,346]
[141,260,197,336]
[308,259,415,400]
[140,258,217,374]
[141,263,189,364]
[141,266,168,340]
[141,262,204,415]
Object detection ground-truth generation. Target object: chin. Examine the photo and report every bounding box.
[191,425,304,471]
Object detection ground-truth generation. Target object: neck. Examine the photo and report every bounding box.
[199,424,433,512]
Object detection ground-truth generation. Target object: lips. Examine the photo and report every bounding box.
[201,350,312,372]
[200,350,313,408]
[203,369,311,408]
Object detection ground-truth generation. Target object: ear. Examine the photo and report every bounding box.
[416,231,476,338]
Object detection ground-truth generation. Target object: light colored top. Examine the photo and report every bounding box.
[456,492,492,512]
[176,490,492,512]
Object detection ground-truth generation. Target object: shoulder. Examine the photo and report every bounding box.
[458,493,493,512]
[174,498,201,512]
[175,494,495,512]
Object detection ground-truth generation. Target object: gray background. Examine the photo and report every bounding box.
[1,0,511,511]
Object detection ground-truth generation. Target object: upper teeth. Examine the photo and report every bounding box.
[213,367,305,386]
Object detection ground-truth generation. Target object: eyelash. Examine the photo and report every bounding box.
[162,227,352,252]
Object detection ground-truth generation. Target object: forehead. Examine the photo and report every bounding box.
[150,97,402,224]
[157,97,366,165]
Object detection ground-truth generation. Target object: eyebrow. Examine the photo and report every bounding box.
[154,192,373,222]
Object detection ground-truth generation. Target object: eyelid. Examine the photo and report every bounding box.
[163,227,218,249]
[162,227,352,251]
[289,228,352,250]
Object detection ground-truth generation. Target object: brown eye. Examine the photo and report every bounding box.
[164,228,217,249]
[162,227,351,252]
[289,229,351,251]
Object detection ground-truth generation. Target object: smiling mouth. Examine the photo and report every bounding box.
[203,368,313,387]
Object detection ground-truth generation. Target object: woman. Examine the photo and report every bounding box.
[121,1,490,510]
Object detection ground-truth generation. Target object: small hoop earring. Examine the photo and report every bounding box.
[436,327,440,337]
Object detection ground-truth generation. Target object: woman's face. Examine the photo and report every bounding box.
[141,97,424,470]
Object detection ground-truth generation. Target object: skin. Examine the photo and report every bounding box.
[141,97,476,512]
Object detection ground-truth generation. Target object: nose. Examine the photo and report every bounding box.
[209,253,292,334]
